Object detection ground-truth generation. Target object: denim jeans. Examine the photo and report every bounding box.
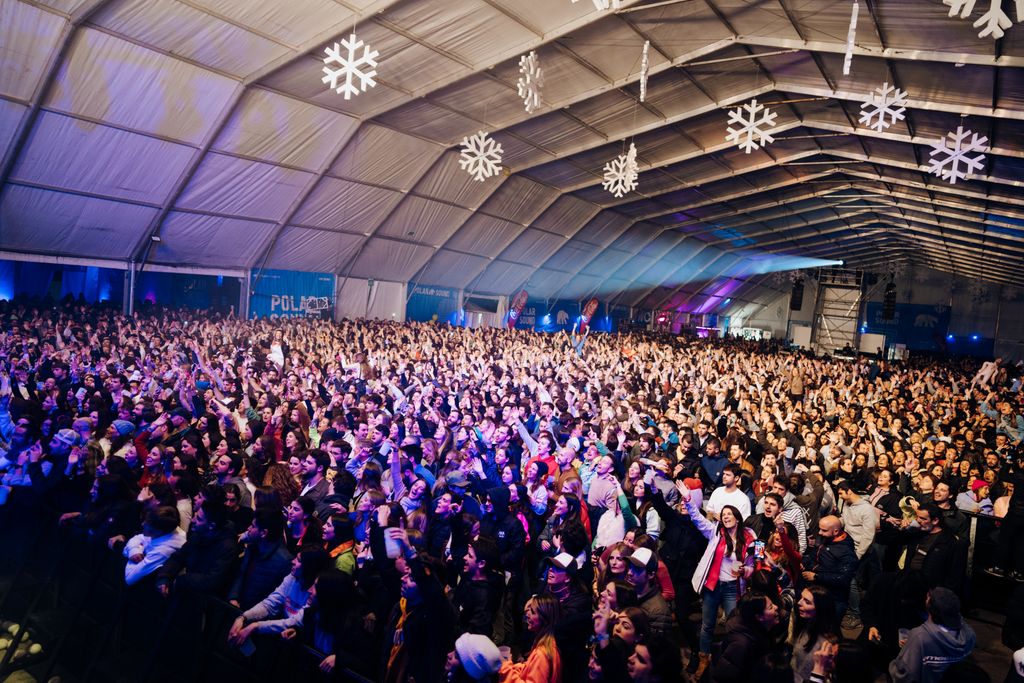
[700,580,738,654]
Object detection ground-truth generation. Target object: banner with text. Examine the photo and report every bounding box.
[251,269,335,318]
[407,285,460,323]
[864,302,951,350]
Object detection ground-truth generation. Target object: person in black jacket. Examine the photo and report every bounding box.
[227,507,293,610]
[645,480,708,651]
[1003,583,1024,683]
[479,486,527,647]
[454,535,503,637]
[896,503,969,594]
[987,458,1024,579]
[711,591,781,683]
[156,497,239,597]
[801,515,858,620]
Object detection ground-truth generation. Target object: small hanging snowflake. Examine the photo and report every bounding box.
[572,0,623,10]
[639,41,651,103]
[602,142,639,198]
[942,0,1021,39]
[859,82,908,132]
[459,131,504,182]
[517,51,543,114]
[322,34,379,100]
[725,99,779,154]
[927,126,988,185]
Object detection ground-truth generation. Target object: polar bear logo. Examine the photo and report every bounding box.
[914,314,939,328]
[556,310,569,325]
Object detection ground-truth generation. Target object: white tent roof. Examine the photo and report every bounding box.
[1,0,1022,309]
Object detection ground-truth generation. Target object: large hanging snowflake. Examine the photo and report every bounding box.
[517,51,543,114]
[602,142,639,198]
[859,82,907,132]
[927,126,988,185]
[459,131,504,182]
[725,99,779,154]
[639,41,650,103]
[942,0,1022,39]
[572,0,623,10]
[322,34,379,99]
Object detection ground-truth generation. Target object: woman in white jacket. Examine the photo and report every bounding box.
[677,482,756,679]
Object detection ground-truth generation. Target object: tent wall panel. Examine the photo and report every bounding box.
[381,1,535,65]
[0,185,156,259]
[374,196,473,245]
[0,0,66,101]
[445,215,522,256]
[213,89,358,170]
[46,28,237,145]
[176,153,315,220]
[416,250,490,290]
[92,0,291,77]
[262,227,362,273]
[12,111,195,204]
[150,213,275,268]
[413,150,502,209]
[183,0,352,47]
[347,238,433,281]
[292,178,404,233]
[330,125,443,191]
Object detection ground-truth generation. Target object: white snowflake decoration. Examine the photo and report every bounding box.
[517,51,543,114]
[725,99,779,154]
[639,41,650,103]
[602,142,639,198]
[322,34,379,100]
[572,0,623,10]
[859,82,908,132]
[927,126,988,185]
[459,131,504,182]
[942,0,1022,39]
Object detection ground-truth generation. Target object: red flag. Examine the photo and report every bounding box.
[507,290,528,329]
[580,298,599,332]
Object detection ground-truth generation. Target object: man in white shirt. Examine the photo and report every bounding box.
[705,464,751,520]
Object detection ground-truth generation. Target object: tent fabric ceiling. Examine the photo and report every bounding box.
[1,0,1023,310]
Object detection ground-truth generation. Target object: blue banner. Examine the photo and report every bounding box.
[251,269,334,318]
[530,299,581,333]
[865,303,951,351]
[406,284,459,323]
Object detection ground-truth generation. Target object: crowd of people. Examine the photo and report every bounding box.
[0,297,1021,683]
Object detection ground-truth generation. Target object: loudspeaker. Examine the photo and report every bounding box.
[883,282,896,320]
[790,279,804,311]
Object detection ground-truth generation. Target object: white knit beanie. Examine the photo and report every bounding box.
[455,633,501,680]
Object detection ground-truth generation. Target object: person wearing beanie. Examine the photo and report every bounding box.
[446,633,502,682]
[111,419,135,438]
[956,479,994,516]
[889,587,976,683]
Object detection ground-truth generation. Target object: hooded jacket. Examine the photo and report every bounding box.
[888,618,976,683]
[478,486,526,575]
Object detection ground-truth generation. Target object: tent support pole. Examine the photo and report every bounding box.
[124,261,136,316]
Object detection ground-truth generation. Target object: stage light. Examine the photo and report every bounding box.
[971,334,979,341]
[947,334,955,341]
